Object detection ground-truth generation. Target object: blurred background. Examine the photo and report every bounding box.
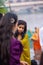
[0,0,43,59]
[0,0,43,31]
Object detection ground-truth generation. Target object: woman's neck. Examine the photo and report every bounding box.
[17,35,22,41]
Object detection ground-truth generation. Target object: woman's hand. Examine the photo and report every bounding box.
[20,61,29,65]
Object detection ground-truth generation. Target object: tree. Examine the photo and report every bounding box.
[0,0,8,14]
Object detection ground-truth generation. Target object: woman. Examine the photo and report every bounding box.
[0,13,23,65]
[31,27,41,65]
[14,20,31,65]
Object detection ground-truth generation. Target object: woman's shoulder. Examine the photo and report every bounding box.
[10,37,23,52]
[25,34,28,36]
[11,37,20,42]
[24,34,28,39]
[10,37,21,46]
[21,34,28,43]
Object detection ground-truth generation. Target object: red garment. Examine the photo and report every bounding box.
[31,33,41,50]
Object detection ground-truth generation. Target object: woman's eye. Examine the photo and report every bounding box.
[19,27,21,28]
[22,27,24,29]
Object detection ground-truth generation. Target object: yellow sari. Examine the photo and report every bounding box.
[20,34,31,65]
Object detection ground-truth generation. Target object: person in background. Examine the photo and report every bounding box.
[31,27,41,65]
[0,12,23,65]
[14,20,31,65]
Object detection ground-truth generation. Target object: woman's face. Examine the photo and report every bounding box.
[12,22,18,33]
[35,28,39,33]
[17,24,25,34]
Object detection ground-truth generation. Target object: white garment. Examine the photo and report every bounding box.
[35,60,40,65]
[39,27,43,51]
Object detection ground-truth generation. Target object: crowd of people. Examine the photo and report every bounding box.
[0,12,43,65]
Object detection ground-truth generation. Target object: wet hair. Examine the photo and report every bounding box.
[0,12,18,64]
[14,20,27,39]
[40,52,43,65]
[0,13,3,20]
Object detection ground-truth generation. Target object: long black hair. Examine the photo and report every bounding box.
[14,20,27,39]
[0,12,18,65]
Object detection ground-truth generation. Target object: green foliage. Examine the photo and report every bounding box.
[0,7,8,13]
[0,0,8,13]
